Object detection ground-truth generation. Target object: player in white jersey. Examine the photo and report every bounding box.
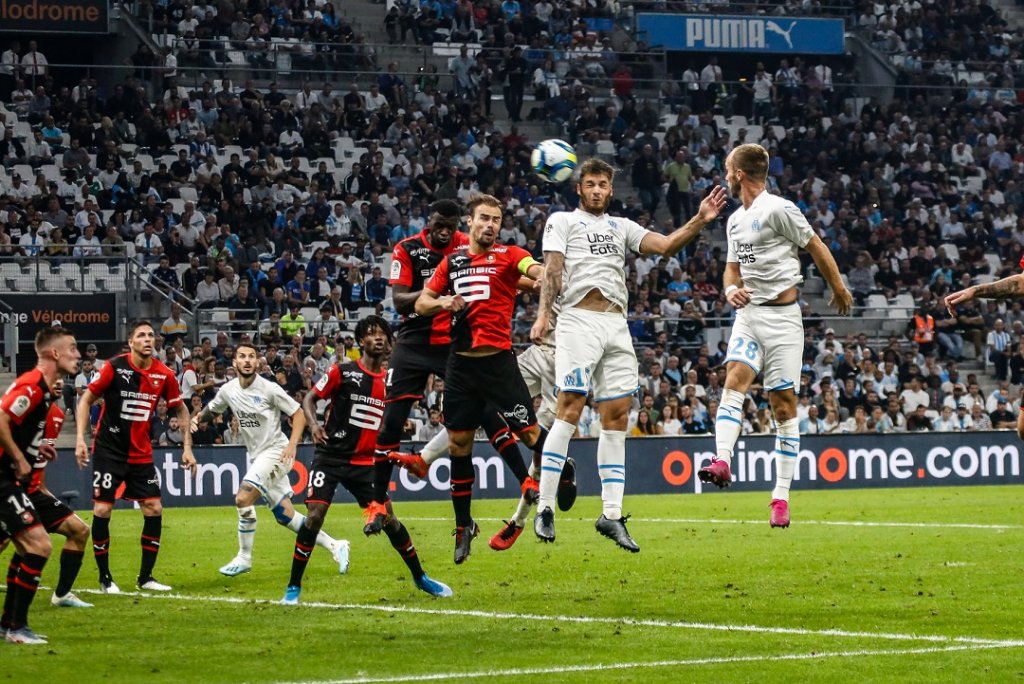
[697,143,852,527]
[531,158,727,551]
[190,343,350,576]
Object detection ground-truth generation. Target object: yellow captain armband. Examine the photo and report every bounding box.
[517,256,539,275]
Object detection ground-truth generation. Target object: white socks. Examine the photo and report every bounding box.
[714,389,746,464]
[771,418,799,502]
[284,510,337,551]
[237,506,256,562]
[420,429,449,465]
[537,418,575,512]
[597,430,626,520]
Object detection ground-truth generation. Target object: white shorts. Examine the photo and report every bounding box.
[518,344,557,428]
[725,302,803,392]
[555,308,639,402]
[243,452,294,507]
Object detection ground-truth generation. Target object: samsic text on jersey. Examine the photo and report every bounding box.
[389,229,470,346]
[425,245,536,353]
[88,355,184,464]
[0,369,53,483]
[311,361,385,466]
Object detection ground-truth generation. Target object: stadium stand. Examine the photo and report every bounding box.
[3,0,1024,442]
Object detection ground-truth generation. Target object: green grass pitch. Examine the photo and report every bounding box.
[3,486,1024,683]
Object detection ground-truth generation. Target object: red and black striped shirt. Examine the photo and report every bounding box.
[88,355,183,464]
[311,360,385,466]
[0,369,52,484]
[389,229,470,346]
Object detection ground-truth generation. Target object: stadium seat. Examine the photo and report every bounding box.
[865,294,889,310]
[59,263,83,291]
[939,243,961,262]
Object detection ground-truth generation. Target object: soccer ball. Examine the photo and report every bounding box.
[531,139,578,183]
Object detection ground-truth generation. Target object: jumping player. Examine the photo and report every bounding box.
[415,193,548,564]
[531,158,726,550]
[370,199,538,535]
[0,327,80,644]
[392,317,576,551]
[282,316,452,604]
[697,144,851,527]
[191,343,350,577]
[76,321,198,593]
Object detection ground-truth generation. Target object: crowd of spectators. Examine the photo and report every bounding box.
[6,0,1024,442]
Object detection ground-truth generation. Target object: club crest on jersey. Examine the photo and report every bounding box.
[117,368,134,383]
[486,254,495,262]
[20,511,33,524]
[750,218,762,232]
[608,220,618,229]
[251,395,263,405]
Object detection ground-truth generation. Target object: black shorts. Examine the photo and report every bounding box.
[28,489,75,532]
[444,351,537,434]
[0,479,42,543]
[92,452,162,504]
[305,456,384,509]
[385,343,448,403]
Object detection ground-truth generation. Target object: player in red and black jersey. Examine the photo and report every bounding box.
[371,200,539,539]
[284,316,452,604]
[416,193,550,564]
[0,327,80,645]
[75,321,197,594]
[945,254,1024,439]
[13,379,94,611]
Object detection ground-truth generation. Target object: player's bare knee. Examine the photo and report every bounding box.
[141,499,163,516]
[93,502,113,518]
[556,394,586,425]
[68,518,91,547]
[304,506,326,531]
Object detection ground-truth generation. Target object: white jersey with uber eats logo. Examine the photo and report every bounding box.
[544,208,650,313]
[206,375,301,458]
[725,190,814,305]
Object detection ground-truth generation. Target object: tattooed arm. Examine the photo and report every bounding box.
[530,251,564,344]
[944,273,1024,315]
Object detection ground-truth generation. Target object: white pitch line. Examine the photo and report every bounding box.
[77,589,1024,648]
[395,516,1020,530]
[272,643,1021,684]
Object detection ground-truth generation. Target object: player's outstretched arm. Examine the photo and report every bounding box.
[177,402,197,475]
[0,412,31,481]
[74,388,98,468]
[945,274,1024,315]
[639,185,727,256]
[302,390,328,444]
[531,251,563,344]
[805,234,853,316]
